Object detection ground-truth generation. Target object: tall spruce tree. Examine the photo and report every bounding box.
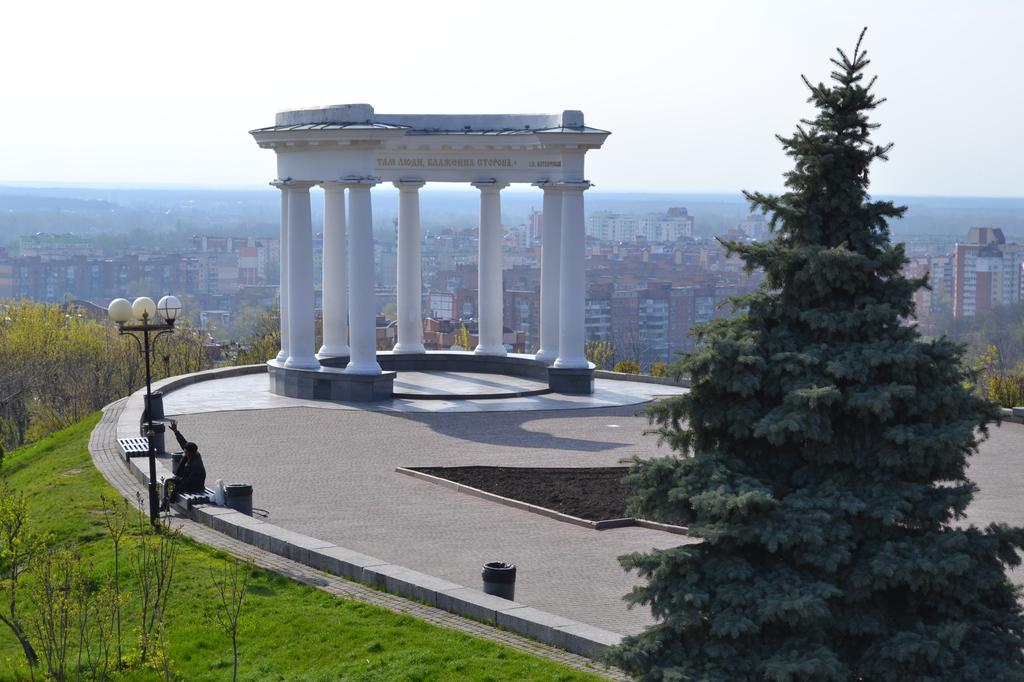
[609,31,1024,681]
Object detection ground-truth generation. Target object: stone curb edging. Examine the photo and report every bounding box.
[93,401,628,680]
[121,456,622,657]
[593,370,689,388]
[392,387,554,401]
[116,364,267,440]
[396,467,689,535]
[1001,407,1024,425]
[114,367,625,659]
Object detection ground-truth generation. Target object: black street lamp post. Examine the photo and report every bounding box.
[108,295,182,524]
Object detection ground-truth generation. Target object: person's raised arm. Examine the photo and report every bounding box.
[170,421,188,451]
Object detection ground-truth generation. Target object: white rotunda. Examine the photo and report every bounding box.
[251,104,610,400]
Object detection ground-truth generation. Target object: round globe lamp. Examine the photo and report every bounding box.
[157,295,182,322]
[132,297,157,322]
[108,298,133,324]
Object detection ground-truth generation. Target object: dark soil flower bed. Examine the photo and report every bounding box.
[411,466,631,522]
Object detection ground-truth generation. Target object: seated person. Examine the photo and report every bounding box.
[161,420,207,510]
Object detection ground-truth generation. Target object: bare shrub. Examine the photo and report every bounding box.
[211,557,251,682]
[129,493,180,665]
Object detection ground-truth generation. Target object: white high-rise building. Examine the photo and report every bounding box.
[528,209,543,243]
[587,211,638,242]
[738,214,768,240]
[953,227,1023,318]
[638,207,694,241]
[588,208,693,243]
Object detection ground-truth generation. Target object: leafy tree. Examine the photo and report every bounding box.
[0,300,212,450]
[929,301,1024,373]
[26,548,88,681]
[585,340,615,370]
[230,305,273,341]
[613,359,641,375]
[973,344,1024,408]
[100,494,132,668]
[610,31,1024,680]
[0,481,43,667]
[233,308,281,366]
[202,316,229,343]
[454,323,472,351]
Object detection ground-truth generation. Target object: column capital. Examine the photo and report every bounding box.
[337,175,380,188]
[280,180,318,192]
[555,180,592,192]
[532,180,561,191]
[393,179,426,192]
[320,181,349,192]
[471,180,510,193]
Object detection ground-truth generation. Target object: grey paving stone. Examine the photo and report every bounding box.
[435,587,524,624]
[553,623,624,657]
[284,531,335,551]
[90,396,631,678]
[166,403,693,635]
[106,367,700,642]
[310,546,389,580]
[367,565,464,604]
[497,606,579,642]
[194,505,238,517]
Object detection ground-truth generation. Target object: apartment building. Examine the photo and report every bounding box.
[952,227,1023,318]
[587,208,694,243]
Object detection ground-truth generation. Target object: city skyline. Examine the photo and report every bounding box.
[3,1,1023,196]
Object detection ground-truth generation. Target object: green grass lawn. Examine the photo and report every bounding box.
[0,414,608,681]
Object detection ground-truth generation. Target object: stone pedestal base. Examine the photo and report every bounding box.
[321,351,550,381]
[272,352,592,399]
[547,365,595,395]
[268,360,394,402]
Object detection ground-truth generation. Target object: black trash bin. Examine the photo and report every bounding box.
[224,484,253,516]
[141,392,167,453]
[482,562,516,600]
[143,391,165,422]
[150,423,167,455]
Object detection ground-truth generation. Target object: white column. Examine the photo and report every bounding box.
[346,180,382,374]
[318,183,350,358]
[284,182,320,369]
[472,181,508,356]
[273,181,289,363]
[554,181,590,368]
[534,182,562,364]
[393,180,426,353]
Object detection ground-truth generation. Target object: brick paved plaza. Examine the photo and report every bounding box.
[960,421,1024,537]
[155,372,1024,638]
[164,374,694,636]
[91,400,627,678]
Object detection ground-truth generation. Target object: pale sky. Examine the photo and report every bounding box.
[2,0,1021,196]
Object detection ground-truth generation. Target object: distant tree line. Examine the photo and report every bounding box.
[229,308,281,367]
[0,299,212,450]
[923,301,1024,406]
[927,301,1024,368]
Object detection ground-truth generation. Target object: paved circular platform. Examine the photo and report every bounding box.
[163,402,693,636]
[119,365,1024,641]
[392,371,551,399]
[162,371,686,416]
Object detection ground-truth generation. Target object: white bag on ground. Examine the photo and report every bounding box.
[214,479,226,506]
